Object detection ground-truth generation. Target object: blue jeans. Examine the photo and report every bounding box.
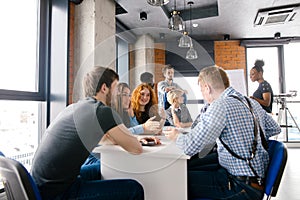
[44,154,144,200]
[54,178,144,200]
[188,167,264,200]
[80,154,101,180]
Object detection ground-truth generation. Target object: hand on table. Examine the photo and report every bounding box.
[143,116,161,133]
[162,126,179,141]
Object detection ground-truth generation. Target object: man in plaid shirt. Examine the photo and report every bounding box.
[164,65,280,200]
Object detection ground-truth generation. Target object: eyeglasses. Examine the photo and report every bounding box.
[122,93,131,97]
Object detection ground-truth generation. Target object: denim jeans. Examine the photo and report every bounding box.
[41,154,144,200]
[55,178,144,200]
[188,167,264,200]
[80,154,101,180]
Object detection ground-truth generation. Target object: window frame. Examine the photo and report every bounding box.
[0,0,50,101]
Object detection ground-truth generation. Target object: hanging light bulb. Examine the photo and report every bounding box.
[147,0,169,6]
[168,0,184,31]
[178,31,192,47]
[186,45,198,59]
[168,10,184,31]
[186,1,197,59]
[178,0,192,47]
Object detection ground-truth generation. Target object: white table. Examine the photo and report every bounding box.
[93,136,190,200]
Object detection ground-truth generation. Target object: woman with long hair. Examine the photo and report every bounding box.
[131,83,166,128]
[112,82,161,134]
[250,59,274,113]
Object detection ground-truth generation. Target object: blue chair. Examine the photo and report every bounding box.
[264,139,288,200]
[193,140,287,200]
[0,155,42,200]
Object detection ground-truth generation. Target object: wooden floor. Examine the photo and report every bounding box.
[271,147,300,200]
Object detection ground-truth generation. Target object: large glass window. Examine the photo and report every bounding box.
[0,0,48,170]
[282,42,300,142]
[0,100,40,169]
[0,1,38,92]
[246,47,280,97]
[246,44,300,143]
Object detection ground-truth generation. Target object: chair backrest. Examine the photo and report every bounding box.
[0,156,42,200]
[264,140,288,198]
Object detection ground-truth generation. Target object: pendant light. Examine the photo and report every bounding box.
[178,0,192,47]
[186,1,198,59]
[147,0,169,6]
[178,32,192,47]
[168,0,184,31]
[186,45,198,59]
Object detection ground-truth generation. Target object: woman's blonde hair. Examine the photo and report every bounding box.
[167,89,183,104]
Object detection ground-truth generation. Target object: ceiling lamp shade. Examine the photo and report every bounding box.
[186,46,198,60]
[178,31,192,47]
[147,0,169,6]
[185,1,197,59]
[168,10,185,31]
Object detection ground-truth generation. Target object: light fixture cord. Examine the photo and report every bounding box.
[184,0,186,32]
[189,2,192,34]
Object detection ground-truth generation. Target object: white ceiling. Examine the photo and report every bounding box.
[115,0,300,41]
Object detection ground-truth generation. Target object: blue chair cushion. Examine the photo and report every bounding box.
[264,140,287,196]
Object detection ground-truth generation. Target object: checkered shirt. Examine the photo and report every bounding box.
[176,87,281,177]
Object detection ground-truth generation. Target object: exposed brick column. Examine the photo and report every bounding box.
[214,40,246,72]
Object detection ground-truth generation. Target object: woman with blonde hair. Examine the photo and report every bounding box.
[131,83,166,129]
[166,89,193,128]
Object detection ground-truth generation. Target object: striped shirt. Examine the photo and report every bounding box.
[176,87,281,177]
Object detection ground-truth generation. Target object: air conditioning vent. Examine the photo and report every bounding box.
[254,3,300,26]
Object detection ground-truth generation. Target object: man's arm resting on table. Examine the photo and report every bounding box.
[105,124,143,154]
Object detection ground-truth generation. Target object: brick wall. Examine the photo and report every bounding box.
[214,40,246,72]
[154,43,166,83]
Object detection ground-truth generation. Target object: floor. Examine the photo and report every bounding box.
[271,147,300,200]
[1,147,299,200]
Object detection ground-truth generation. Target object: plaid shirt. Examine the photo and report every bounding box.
[176,87,281,177]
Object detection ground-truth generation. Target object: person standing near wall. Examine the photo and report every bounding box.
[157,65,187,109]
[250,59,274,113]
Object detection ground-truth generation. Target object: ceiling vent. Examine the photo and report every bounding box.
[254,3,300,26]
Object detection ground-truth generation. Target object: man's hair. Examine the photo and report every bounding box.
[83,66,119,97]
[162,64,174,75]
[140,72,154,84]
[167,89,183,104]
[198,65,230,90]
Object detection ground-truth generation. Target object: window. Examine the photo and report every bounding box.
[0,1,38,92]
[282,42,300,142]
[0,0,49,170]
[246,43,300,143]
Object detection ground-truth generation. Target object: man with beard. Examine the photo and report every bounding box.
[157,65,187,109]
[31,67,144,200]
